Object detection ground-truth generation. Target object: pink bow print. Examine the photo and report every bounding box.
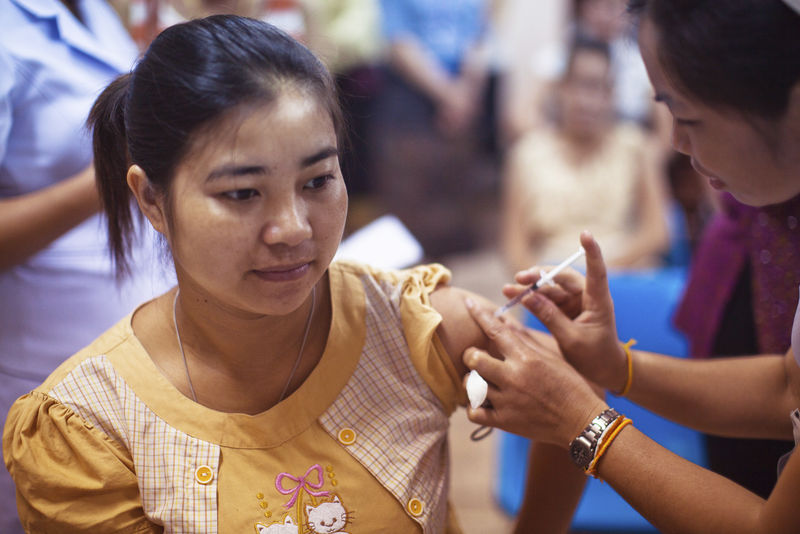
[275,464,330,508]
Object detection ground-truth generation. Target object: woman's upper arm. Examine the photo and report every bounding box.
[3,392,158,533]
[430,285,495,377]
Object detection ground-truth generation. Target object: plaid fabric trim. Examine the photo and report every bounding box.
[318,273,450,534]
[49,356,219,533]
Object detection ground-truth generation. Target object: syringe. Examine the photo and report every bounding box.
[493,247,586,317]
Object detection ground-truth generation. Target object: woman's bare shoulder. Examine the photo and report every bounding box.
[430,285,497,376]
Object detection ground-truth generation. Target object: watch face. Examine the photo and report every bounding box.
[570,440,592,467]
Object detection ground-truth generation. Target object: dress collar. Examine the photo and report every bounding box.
[11,0,137,72]
[114,263,367,448]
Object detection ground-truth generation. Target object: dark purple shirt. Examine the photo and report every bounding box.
[674,193,800,357]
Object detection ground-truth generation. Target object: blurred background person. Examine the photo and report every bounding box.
[368,0,500,260]
[121,0,307,50]
[301,0,384,232]
[0,1,172,531]
[501,37,670,275]
[502,0,655,146]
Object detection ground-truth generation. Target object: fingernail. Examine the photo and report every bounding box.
[526,291,543,309]
[465,297,475,309]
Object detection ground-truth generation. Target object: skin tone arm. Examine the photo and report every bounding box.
[512,231,799,440]
[386,37,487,136]
[0,164,99,271]
[500,146,542,274]
[461,298,800,533]
[430,286,587,534]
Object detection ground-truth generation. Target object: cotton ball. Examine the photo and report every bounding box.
[466,369,488,410]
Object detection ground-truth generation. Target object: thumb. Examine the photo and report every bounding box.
[580,231,614,313]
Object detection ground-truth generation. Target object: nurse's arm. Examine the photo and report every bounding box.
[431,286,586,534]
[0,164,99,271]
[593,416,800,534]
[620,348,799,440]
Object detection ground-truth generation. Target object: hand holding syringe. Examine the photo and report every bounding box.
[493,246,586,317]
[466,247,586,417]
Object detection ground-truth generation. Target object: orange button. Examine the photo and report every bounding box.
[337,428,356,445]
[407,497,424,517]
[194,465,214,485]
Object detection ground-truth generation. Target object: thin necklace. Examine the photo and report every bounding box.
[172,287,317,404]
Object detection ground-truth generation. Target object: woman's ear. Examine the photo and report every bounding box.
[127,165,168,236]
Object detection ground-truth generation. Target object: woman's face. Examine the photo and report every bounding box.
[639,18,800,207]
[164,89,347,316]
[559,48,614,139]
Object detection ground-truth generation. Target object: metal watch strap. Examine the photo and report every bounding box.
[569,408,620,470]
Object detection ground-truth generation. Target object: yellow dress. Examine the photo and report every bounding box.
[3,261,466,534]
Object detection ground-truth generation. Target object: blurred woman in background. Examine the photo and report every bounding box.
[502,37,669,274]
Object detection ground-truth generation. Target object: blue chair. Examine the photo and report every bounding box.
[495,266,708,532]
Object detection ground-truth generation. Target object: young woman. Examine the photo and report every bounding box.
[2,15,583,533]
[463,0,800,532]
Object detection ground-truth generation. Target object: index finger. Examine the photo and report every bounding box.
[464,298,522,352]
[579,230,614,311]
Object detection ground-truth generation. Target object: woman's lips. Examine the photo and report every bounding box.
[252,262,310,282]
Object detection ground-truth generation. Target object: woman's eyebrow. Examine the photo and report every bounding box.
[206,165,268,182]
[300,147,339,168]
[205,147,339,182]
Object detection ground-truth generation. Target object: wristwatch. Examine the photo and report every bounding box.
[569,408,620,470]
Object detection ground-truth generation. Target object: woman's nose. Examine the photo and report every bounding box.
[261,200,312,247]
[670,120,691,155]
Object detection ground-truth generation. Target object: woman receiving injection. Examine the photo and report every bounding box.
[3,15,586,533]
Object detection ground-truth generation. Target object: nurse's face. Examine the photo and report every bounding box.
[638,18,800,207]
[162,89,348,316]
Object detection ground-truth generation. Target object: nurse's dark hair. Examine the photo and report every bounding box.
[627,0,800,119]
[88,15,344,276]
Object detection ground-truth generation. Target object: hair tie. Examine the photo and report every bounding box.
[784,0,800,15]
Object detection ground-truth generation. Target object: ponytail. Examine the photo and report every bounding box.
[87,73,137,278]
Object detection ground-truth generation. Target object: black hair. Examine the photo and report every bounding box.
[627,0,800,119]
[88,15,345,276]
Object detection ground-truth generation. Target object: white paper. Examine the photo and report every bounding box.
[334,214,424,270]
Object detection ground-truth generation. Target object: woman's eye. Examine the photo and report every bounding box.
[222,189,258,201]
[675,117,700,127]
[305,175,334,190]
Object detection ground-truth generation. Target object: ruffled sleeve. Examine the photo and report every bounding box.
[3,391,160,533]
[397,264,466,414]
